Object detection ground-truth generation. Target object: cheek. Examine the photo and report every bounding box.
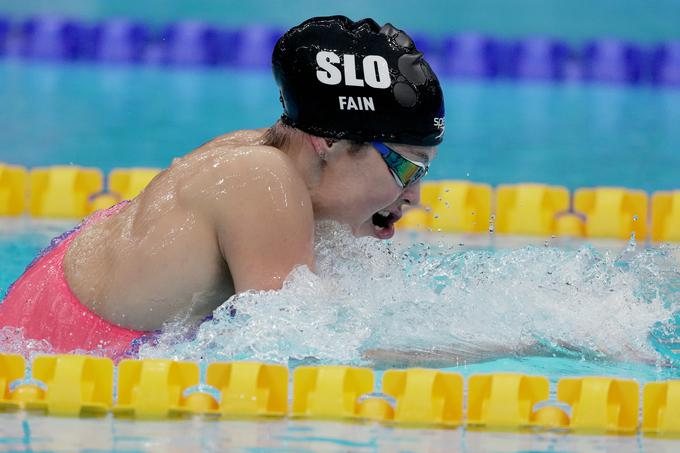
[357,185,399,218]
[344,156,400,220]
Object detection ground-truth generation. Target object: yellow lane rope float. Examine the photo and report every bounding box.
[1,353,679,437]
[1,163,679,242]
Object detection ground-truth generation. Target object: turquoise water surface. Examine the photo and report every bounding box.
[1,220,679,451]
[2,2,680,451]
[3,412,680,452]
[1,60,680,192]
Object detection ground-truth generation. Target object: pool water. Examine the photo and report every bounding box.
[2,60,680,192]
[1,221,679,452]
[3,412,680,452]
[2,7,680,450]
[2,220,679,377]
[1,224,679,452]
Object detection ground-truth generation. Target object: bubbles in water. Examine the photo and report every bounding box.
[1,327,53,359]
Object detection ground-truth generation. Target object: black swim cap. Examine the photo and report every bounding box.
[272,16,445,146]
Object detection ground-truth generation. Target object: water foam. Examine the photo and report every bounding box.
[138,222,678,368]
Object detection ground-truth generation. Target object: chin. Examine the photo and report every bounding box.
[356,221,395,240]
[351,224,369,237]
[350,222,373,238]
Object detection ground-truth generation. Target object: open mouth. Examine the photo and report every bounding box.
[371,210,399,239]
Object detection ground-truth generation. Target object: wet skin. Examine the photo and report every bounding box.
[63,129,435,331]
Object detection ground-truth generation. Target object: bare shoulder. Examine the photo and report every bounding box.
[219,144,311,218]
[137,134,314,293]
[184,143,315,292]
[175,141,313,243]
[178,142,309,212]
[202,128,268,148]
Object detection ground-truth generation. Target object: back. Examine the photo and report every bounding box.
[64,129,313,331]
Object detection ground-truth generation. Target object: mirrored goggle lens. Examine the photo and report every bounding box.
[393,160,427,187]
[375,141,428,188]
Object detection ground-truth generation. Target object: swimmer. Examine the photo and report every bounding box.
[0,16,445,358]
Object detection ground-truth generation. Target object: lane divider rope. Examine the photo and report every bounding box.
[0,16,678,88]
[0,353,678,436]
[1,163,679,242]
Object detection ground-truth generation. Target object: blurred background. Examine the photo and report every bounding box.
[3,0,680,41]
[1,0,679,191]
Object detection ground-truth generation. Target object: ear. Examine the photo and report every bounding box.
[309,135,335,160]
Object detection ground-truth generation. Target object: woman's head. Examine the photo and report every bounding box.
[272,16,445,146]
[268,16,443,238]
[262,121,435,239]
[308,139,436,239]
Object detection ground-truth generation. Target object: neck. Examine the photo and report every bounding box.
[280,134,327,214]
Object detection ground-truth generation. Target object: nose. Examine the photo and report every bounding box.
[401,180,421,206]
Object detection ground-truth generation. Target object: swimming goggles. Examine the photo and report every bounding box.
[371,141,428,189]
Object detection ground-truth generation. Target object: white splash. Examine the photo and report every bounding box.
[138,222,678,367]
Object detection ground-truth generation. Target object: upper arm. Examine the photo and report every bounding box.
[206,148,315,293]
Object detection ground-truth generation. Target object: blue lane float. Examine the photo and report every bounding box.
[20,16,85,60]
[506,37,572,81]
[441,33,503,79]
[159,21,224,66]
[651,41,680,86]
[232,25,285,69]
[582,39,645,84]
[1,14,679,88]
[0,16,9,56]
[91,19,150,64]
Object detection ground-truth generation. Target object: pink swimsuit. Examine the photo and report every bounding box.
[0,202,149,359]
